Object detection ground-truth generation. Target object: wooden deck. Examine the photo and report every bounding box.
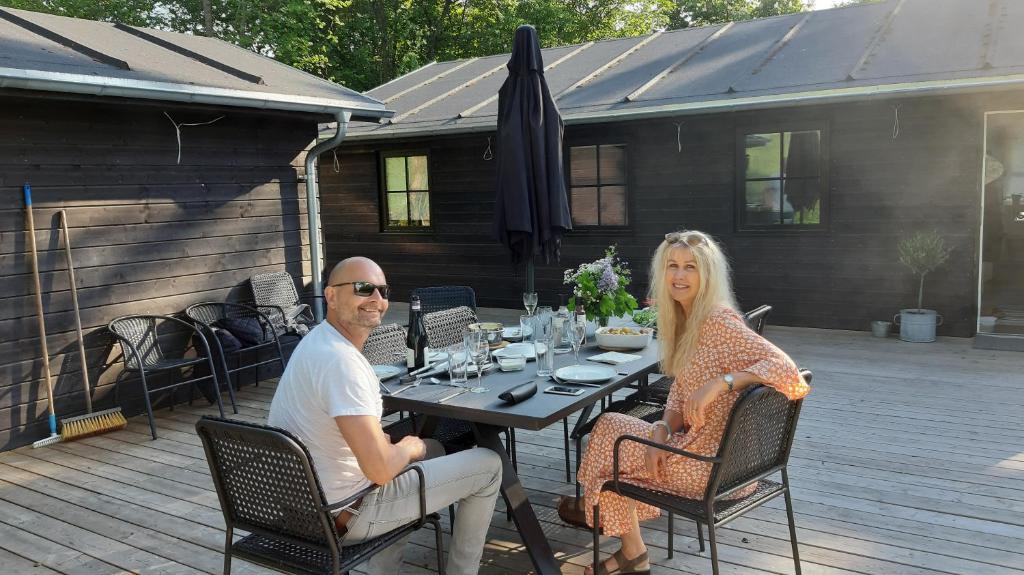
[1,325,1022,574]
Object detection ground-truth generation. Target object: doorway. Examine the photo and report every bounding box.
[980,112,1024,337]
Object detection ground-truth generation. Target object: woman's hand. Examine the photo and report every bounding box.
[644,443,670,481]
[682,378,725,433]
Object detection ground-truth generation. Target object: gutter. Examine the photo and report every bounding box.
[0,66,392,119]
[306,111,351,322]
[343,73,1024,141]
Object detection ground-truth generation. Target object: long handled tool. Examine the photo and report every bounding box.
[56,209,126,440]
[25,184,61,448]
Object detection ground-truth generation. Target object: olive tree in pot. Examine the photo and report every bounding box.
[895,230,951,342]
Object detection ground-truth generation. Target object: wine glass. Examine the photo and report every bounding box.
[570,317,588,365]
[467,331,491,381]
[523,292,538,316]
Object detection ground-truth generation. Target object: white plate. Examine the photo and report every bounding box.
[373,365,402,381]
[427,350,446,363]
[492,342,541,361]
[502,325,533,341]
[554,365,617,384]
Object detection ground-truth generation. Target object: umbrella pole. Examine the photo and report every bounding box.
[526,257,535,293]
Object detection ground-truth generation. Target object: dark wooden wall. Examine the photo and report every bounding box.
[0,94,316,450]
[323,91,1024,338]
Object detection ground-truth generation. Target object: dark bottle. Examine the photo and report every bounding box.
[406,296,427,369]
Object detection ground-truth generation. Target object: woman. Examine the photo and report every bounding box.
[558,230,810,575]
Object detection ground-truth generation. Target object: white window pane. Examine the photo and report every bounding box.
[571,146,598,186]
[409,191,430,226]
[388,192,408,225]
[600,186,627,225]
[571,187,598,225]
[744,133,781,179]
[408,155,429,190]
[385,157,407,192]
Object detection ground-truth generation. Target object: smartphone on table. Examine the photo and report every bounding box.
[544,385,585,396]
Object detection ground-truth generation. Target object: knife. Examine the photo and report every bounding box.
[437,388,471,403]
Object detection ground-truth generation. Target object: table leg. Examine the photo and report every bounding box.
[473,423,559,575]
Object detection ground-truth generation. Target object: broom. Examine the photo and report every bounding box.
[56,208,127,440]
[25,184,61,448]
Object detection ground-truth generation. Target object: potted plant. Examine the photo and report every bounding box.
[895,229,951,342]
[564,245,638,328]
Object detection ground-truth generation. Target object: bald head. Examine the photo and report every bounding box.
[328,257,383,286]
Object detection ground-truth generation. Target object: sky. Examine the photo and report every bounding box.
[812,0,843,8]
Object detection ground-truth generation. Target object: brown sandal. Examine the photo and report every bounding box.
[557,496,589,528]
[591,549,650,575]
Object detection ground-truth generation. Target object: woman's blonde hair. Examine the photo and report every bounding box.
[648,230,737,376]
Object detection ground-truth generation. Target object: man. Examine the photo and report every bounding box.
[268,257,502,575]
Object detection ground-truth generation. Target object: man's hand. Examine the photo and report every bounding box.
[397,434,427,462]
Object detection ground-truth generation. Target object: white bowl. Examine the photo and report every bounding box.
[595,327,653,350]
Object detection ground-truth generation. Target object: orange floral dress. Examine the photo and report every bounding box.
[576,306,810,536]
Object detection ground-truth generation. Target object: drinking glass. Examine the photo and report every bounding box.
[523,292,538,316]
[466,331,490,381]
[535,338,554,377]
[446,343,470,385]
[535,306,553,339]
[570,317,588,365]
[519,314,533,344]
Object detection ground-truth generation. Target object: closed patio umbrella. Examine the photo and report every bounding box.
[493,24,572,292]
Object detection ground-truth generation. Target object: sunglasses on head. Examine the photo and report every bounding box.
[664,231,708,247]
[329,281,391,299]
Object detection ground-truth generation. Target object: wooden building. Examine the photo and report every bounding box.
[0,7,388,449]
[323,0,1024,344]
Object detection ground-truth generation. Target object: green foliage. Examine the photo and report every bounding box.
[898,230,951,311]
[631,306,657,328]
[565,245,638,322]
[0,0,810,91]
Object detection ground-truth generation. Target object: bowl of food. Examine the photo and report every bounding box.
[595,326,653,351]
[467,322,505,347]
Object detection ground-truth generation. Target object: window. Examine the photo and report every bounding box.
[569,144,628,227]
[739,128,826,229]
[381,153,431,229]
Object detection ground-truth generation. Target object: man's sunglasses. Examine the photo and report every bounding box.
[329,281,391,299]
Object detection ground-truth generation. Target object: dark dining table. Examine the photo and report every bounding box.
[383,341,661,575]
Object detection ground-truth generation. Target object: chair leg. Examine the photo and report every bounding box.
[696,520,705,552]
[563,418,571,483]
[593,504,601,574]
[448,504,456,531]
[432,518,446,575]
[509,427,518,472]
[708,521,720,575]
[783,470,802,575]
[223,526,233,575]
[216,355,238,414]
[575,434,584,499]
[139,370,158,440]
[667,511,674,559]
[207,367,227,418]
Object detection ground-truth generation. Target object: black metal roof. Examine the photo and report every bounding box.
[0,7,389,119]
[347,0,1024,139]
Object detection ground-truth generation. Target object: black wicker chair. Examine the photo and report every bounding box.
[251,271,318,337]
[185,302,287,392]
[362,323,408,366]
[592,370,811,575]
[196,417,445,575]
[108,314,228,439]
[408,286,476,327]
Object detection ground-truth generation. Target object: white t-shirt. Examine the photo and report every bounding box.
[267,321,383,503]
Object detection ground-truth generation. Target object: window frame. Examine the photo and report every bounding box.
[379,150,433,233]
[735,122,830,233]
[566,142,631,230]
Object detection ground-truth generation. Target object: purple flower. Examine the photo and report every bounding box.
[598,263,619,292]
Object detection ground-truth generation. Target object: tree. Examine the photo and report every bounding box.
[664,0,807,29]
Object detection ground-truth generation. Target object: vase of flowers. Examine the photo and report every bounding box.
[564,245,638,327]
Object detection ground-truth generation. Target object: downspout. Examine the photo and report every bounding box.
[305,110,351,322]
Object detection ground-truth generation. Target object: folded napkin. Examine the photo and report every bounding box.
[587,351,642,365]
[498,382,538,405]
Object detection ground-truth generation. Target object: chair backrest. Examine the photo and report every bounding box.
[409,286,477,326]
[706,368,811,500]
[251,271,301,309]
[108,316,164,370]
[363,323,408,365]
[742,305,772,335]
[184,302,226,326]
[423,306,477,349]
[195,417,340,550]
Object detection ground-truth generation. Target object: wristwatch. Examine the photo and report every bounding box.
[723,373,735,392]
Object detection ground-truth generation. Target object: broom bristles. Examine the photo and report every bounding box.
[60,408,127,441]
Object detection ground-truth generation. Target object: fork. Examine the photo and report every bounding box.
[391,377,440,396]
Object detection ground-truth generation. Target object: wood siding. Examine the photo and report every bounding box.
[0,94,316,450]
[322,92,1024,338]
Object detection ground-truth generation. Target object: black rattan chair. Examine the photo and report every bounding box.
[196,417,444,575]
[408,286,476,327]
[422,306,478,350]
[592,370,811,575]
[185,302,287,392]
[251,271,318,337]
[362,323,408,366]
[108,314,228,439]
